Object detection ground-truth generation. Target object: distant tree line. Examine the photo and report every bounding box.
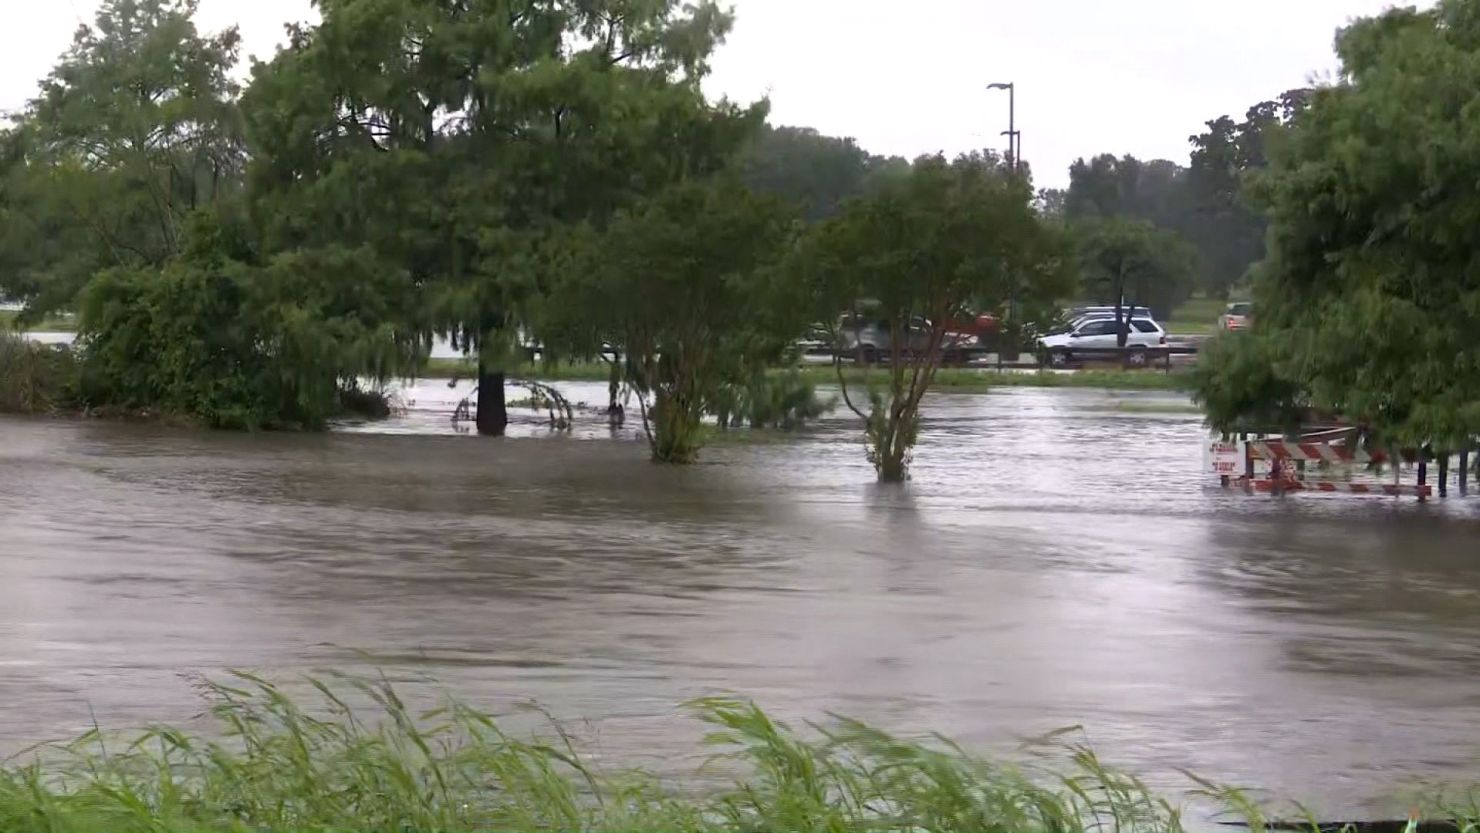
[735,96,1315,330]
[735,125,910,222]
[1034,89,1312,322]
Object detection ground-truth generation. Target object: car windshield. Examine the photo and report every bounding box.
[1227,303,1252,316]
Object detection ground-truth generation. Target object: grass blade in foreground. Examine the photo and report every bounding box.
[0,674,1472,832]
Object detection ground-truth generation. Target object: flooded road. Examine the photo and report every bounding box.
[3,381,1480,815]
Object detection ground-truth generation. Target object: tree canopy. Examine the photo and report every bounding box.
[1,0,770,432]
[1056,90,1311,304]
[797,153,1070,481]
[544,177,798,461]
[0,0,244,319]
[1191,0,1480,448]
[1076,218,1196,331]
[736,125,906,222]
[241,0,759,433]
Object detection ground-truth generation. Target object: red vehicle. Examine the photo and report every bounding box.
[947,312,1000,339]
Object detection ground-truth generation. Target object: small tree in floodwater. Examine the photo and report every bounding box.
[543,178,799,463]
[796,153,1070,482]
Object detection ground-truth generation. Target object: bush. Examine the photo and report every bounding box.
[1187,332,1307,435]
[75,218,419,430]
[713,370,835,430]
[336,384,395,419]
[0,333,78,413]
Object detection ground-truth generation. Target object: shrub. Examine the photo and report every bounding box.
[713,370,835,430]
[0,333,78,413]
[75,218,419,430]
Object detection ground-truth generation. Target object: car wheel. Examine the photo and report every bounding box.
[1048,349,1070,368]
[1127,347,1148,367]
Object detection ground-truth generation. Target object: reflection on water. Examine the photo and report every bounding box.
[3,382,1480,816]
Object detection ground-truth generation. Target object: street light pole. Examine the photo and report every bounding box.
[987,82,1022,335]
[987,82,1018,171]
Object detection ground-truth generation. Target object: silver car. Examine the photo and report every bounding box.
[836,314,976,365]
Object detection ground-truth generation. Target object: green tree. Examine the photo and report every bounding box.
[1184,89,1311,298]
[1062,92,1312,302]
[1192,1,1480,448]
[77,213,415,428]
[1037,187,1068,219]
[1064,154,1187,231]
[0,0,418,427]
[1065,154,1137,220]
[737,125,875,221]
[0,0,244,319]
[798,154,1069,482]
[244,0,758,436]
[1076,218,1197,331]
[543,178,799,462]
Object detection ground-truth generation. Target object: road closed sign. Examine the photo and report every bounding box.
[1205,440,1244,475]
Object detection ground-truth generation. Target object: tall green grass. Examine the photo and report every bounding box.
[0,333,78,414]
[1,673,1472,832]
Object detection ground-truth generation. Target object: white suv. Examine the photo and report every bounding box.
[1038,317,1166,367]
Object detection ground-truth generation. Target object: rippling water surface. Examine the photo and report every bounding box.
[3,380,1479,816]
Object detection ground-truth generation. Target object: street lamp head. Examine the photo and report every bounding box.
[987,82,1013,90]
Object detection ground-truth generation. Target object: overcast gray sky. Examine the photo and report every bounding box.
[1,0,1424,186]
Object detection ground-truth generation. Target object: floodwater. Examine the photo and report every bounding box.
[3,380,1480,817]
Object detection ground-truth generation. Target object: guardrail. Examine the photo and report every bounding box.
[808,341,1202,373]
[1037,344,1200,373]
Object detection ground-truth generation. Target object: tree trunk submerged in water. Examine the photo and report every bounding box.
[646,387,702,463]
[870,411,912,483]
[476,355,507,435]
[868,369,921,483]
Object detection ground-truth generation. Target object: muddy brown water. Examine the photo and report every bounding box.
[3,380,1480,817]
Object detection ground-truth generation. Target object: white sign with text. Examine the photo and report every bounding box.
[1205,440,1244,476]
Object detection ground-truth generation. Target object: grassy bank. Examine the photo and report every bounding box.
[1165,296,1225,336]
[0,309,77,332]
[417,359,1192,392]
[0,674,1463,833]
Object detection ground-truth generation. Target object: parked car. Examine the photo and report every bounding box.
[946,311,1001,338]
[1043,310,1146,337]
[1047,306,1153,336]
[1220,302,1252,332]
[836,314,977,365]
[1037,317,1167,368]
